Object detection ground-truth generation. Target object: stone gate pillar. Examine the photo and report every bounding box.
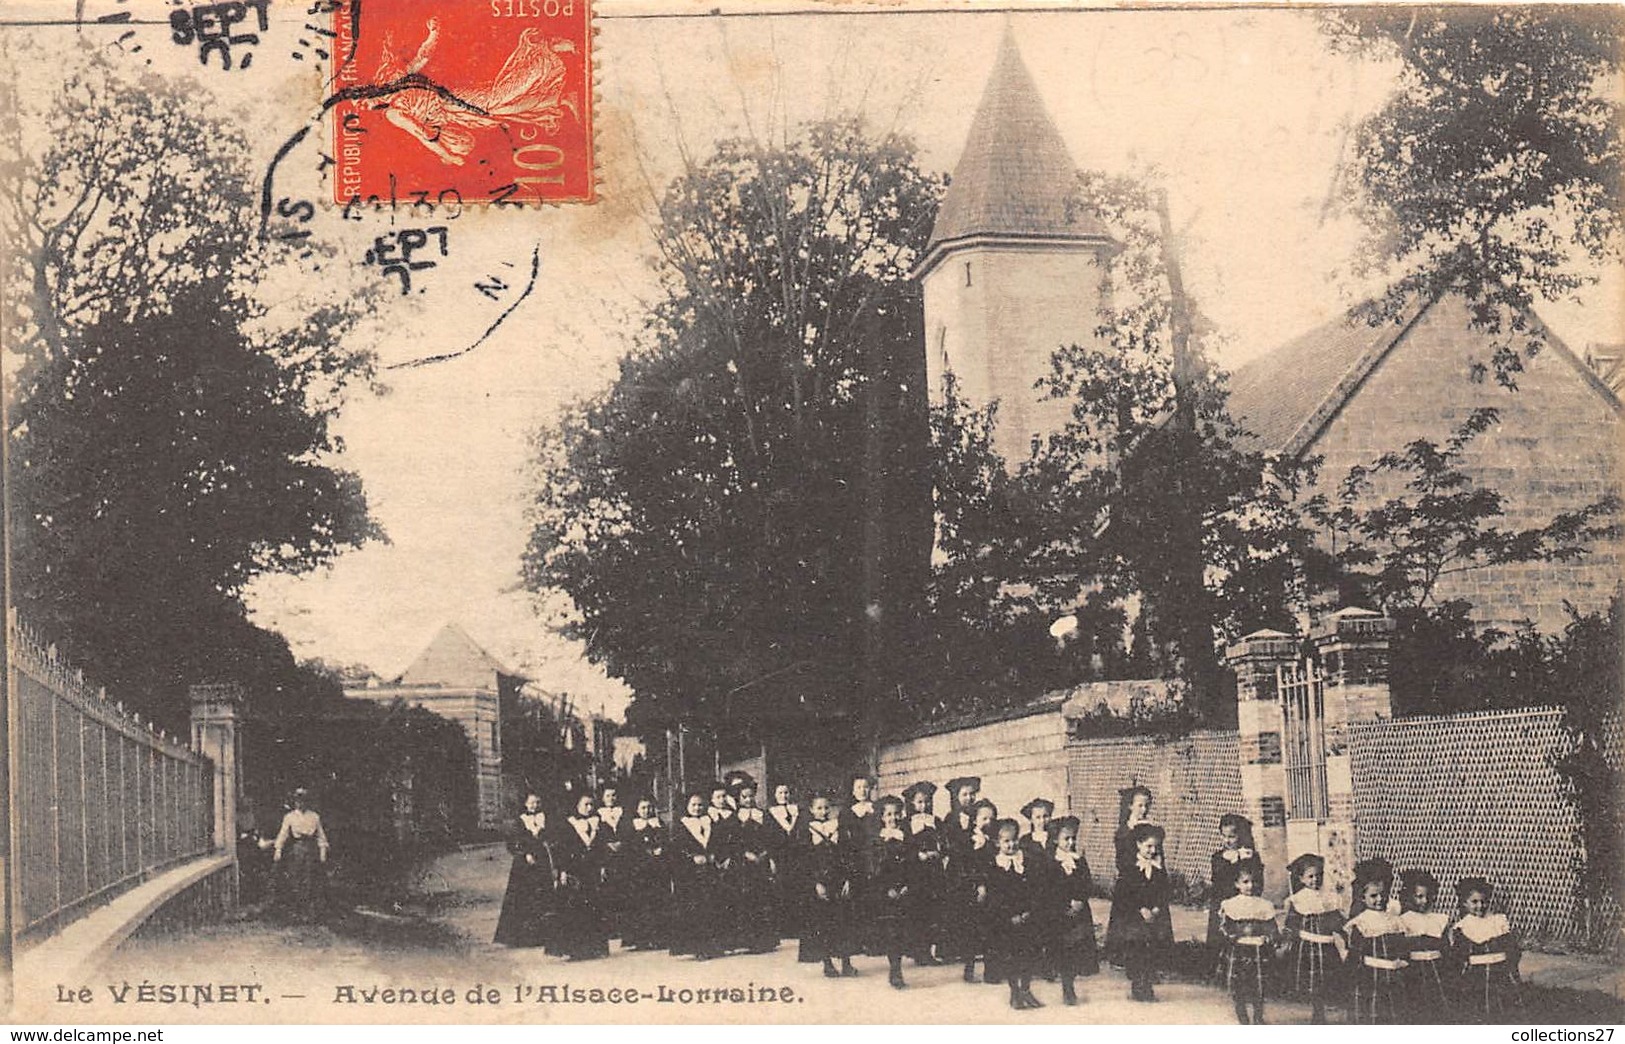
[1311,607,1394,901]
[189,682,243,855]
[1225,629,1298,901]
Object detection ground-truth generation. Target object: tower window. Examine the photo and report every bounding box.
[964,261,973,287]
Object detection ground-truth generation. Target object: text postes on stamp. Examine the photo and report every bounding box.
[332,0,593,206]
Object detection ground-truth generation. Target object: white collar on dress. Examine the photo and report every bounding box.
[1220,894,1277,920]
[1454,913,1511,944]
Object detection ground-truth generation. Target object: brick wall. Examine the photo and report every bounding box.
[1304,295,1622,632]
[876,704,1070,820]
[1065,730,1244,894]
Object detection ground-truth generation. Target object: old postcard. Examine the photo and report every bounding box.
[1,0,1622,1028]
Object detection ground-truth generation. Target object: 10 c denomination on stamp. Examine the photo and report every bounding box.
[332,0,593,206]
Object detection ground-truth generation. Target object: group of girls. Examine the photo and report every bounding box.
[494,774,1520,1023]
[1192,802,1522,1025]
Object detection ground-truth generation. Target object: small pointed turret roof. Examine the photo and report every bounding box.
[393,622,521,689]
[923,27,1109,268]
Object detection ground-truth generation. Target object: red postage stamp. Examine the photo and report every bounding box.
[331,0,593,206]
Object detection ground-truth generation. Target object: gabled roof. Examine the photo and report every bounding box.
[920,27,1109,271]
[393,622,520,689]
[1228,292,1623,458]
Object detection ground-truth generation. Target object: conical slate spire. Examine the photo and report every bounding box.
[927,27,1107,253]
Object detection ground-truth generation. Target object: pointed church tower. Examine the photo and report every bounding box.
[918,27,1114,464]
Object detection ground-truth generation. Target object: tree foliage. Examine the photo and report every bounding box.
[1323,7,1623,386]
[914,172,1316,724]
[2,53,379,727]
[525,119,939,734]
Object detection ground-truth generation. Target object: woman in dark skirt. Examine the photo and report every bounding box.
[1104,785,1155,966]
[960,798,1000,984]
[862,795,916,989]
[550,790,611,960]
[494,792,555,947]
[796,790,858,978]
[618,796,670,951]
[272,788,329,924]
[669,790,727,959]
[1043,815,1100,1005]
[902,781,947,966]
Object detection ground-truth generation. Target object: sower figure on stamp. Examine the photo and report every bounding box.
[1397,868,1452,1022]
[619,795,669,951]
[861,795,917,989]
[902,781,947,966]
[552,790,611,960]
[273,788,329,924]
[727,774,780,954]
[1042,815,1100,1006]
[796,789,858,978]
[494,791,555,947]
[1107,821,1173,1002]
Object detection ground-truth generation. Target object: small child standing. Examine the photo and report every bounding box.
[1449,877,1521,1022]
[1281,852,1344,1024]
[1346,860,1410,1025]
[1397,868,1451,1022]
[984,818,1046,1010]
[1218,865,1278,1024]
[1107,822,1174,1002]
[1044,815,1100,1006]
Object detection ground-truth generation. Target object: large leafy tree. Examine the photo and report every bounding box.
[2,53,379,729]
[1323,7,1623,386]
[525,119,939,736]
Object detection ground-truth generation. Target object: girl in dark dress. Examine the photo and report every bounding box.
[619,796,669,951]
[1105,785,1155,969]
[1346,859,1409,1024]
[1207,812,1265,951]
[862,795,915,989]
[550,791,610,960]
[1449,877,1521,1022]
[1019,798,1056,861]
[493,792,555,947]
[902,781,947,966]
[1282,852,1344,1024]
[1218,864,1278,1024]
[937,777,981,966]
[1397,868,1452,1022]
[727,775,780,954]
[985,818,1048,1010]
[1044,815,1099,1006]
[957,798,1000,984]
[1107,821,1174,1002]
[766,783,803,939]
[669,790,726,960]
[796,790,858,978]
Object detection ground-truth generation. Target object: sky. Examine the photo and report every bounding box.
[7,1,1620,721]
